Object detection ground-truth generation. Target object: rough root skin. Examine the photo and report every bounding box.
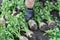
[28,20,38,30]
[48,21,56,29]
[39,22,49,31]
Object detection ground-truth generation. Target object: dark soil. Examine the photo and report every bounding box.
[14,30,49,40]
[28,30,49,40]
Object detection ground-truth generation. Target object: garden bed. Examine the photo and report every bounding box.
[0,0,60,40]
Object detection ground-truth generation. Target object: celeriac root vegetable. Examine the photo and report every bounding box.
[28,19,38,30]
[24,30,34,38]
[20,36,28,40]
[39,22,49,31]
[48,21,56,29]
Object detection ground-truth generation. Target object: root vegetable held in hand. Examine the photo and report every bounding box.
[39,22,49,31]
[28,20,38,30]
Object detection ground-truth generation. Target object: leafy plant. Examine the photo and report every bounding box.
[46,28,60,40]
[33,0,42,24]
[0,0,28,40]
[0,0,60,40]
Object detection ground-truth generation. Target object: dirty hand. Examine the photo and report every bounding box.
[25,0,35,8]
